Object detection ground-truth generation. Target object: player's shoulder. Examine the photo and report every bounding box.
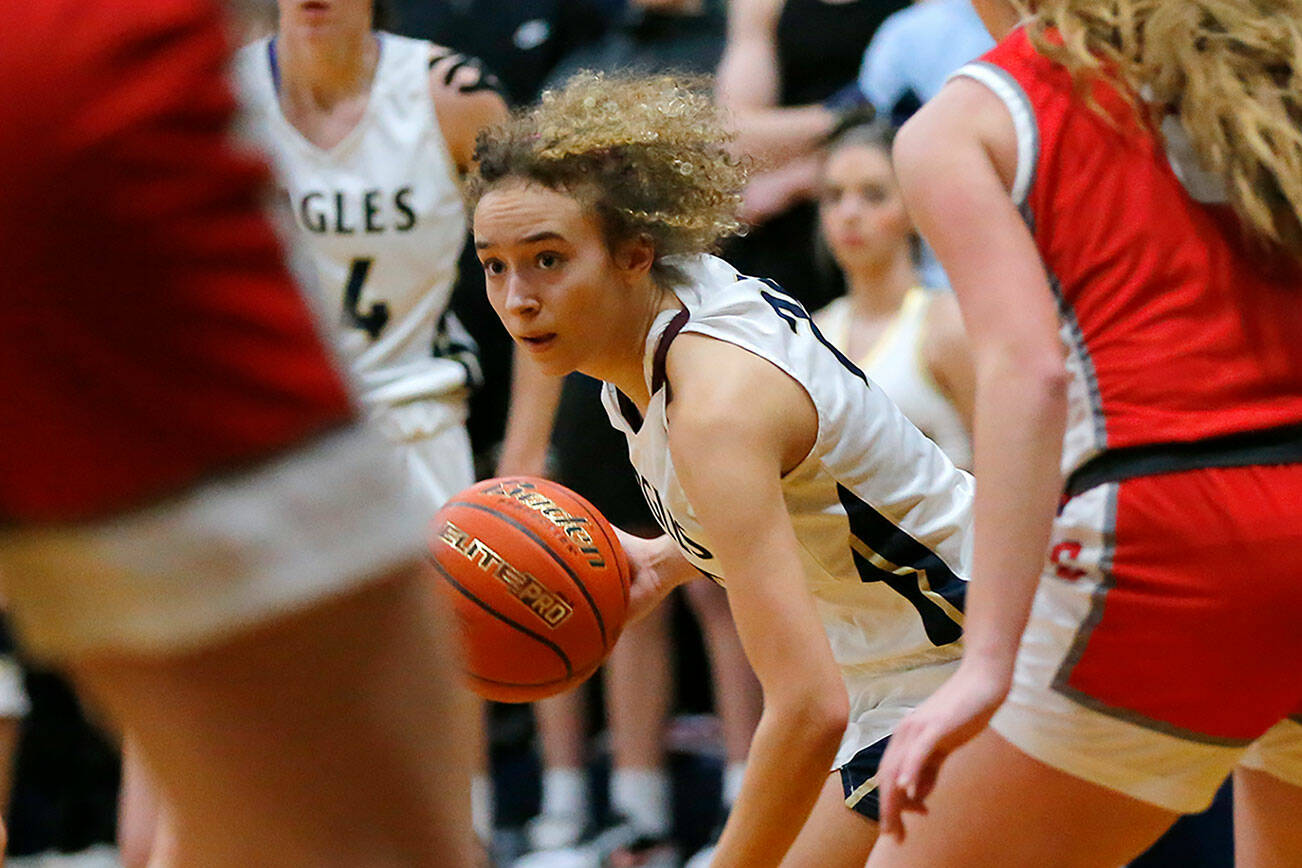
[671,254,783,317]
[896,67,1015,176]
[923,289,962,327]
[664,261,811,425]
[421,40,506,103]
[664,329,810,455]
[234,33,272,61]
[920,290,968,356]
[231,35,274,91]
[411,37,508,169]
[813,295,849,327]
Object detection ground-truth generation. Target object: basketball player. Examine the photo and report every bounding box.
[864,2,1302,866]
[469,73,976,868]
[0,0,474,865]
[814,120,973,468]
[235,0,509,516]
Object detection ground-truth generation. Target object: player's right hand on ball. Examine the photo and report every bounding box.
[613,529,698,625]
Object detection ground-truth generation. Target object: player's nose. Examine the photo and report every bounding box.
[503,274,541,317]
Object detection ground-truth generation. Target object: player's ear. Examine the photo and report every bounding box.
[614,233,656,279]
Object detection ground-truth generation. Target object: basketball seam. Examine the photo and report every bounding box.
[468,673,573,689]
[581,503,630,610]
[443,499,610,651]
[427,553,574,679]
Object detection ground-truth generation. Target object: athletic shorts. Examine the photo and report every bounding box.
[992,463,1302,813]
[837,654,961,821]
[0,424,424,662]
[369,394,475,521]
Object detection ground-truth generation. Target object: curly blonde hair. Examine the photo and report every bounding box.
[466,72,749,279]
[1016,0,1302,259]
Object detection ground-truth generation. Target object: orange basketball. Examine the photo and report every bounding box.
[428,476,631,703]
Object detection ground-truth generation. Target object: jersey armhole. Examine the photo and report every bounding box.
[946,61,1039,209]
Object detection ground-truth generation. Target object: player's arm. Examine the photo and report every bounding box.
[495,351,564,478]
[428,48,510,174]
[738,153,822,226]
[922,291,977,437]
[665,333,848,867]
[875,78,1069,836]
[715,0,838,166]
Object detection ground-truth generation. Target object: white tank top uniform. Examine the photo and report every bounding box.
[816,289,972,468]
[236,32,476,513]
[601,254,975,816]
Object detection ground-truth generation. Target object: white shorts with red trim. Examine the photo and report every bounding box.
[992,465,1302,813]
[0,423,424,661]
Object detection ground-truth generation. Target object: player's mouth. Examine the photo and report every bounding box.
[518,333,557,353]
[300,0,330,12]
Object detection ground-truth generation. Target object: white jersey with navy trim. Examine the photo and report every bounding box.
[601,254,975,766]
[235,33,476,410]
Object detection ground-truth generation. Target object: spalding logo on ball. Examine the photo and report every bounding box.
[428,477,631,702]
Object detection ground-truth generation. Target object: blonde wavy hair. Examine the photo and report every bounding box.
[1018,0,1302,258]
[466,72,749,280]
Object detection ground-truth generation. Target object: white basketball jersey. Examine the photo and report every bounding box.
[602,255,974,689]
[235,33,475,408]
[816,290,973,468]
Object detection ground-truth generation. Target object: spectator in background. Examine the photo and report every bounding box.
[716,0,906,313]
[856,0,994,127]
[813,121,974,469]
[854,0,994,288]
[514,6,763,868]
[546,0,725,84]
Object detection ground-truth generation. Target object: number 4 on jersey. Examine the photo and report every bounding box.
[342,257,389,339]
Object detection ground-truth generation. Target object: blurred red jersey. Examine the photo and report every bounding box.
[965,29,1302,479]
[0,0,354,522]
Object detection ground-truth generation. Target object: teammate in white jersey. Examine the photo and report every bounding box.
[233,0,508,515]
[470,73,975,868]
[814,120,974,468]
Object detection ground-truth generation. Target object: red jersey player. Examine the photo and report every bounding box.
[0,0,473,864]
[867,1,1302,866]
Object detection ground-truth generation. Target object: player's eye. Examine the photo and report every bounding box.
[482,258,506,276]
[537,252,563,270]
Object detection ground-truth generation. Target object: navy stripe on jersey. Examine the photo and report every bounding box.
[756,284,870,385]
[651,308,691,398]
[837,484,965,646]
